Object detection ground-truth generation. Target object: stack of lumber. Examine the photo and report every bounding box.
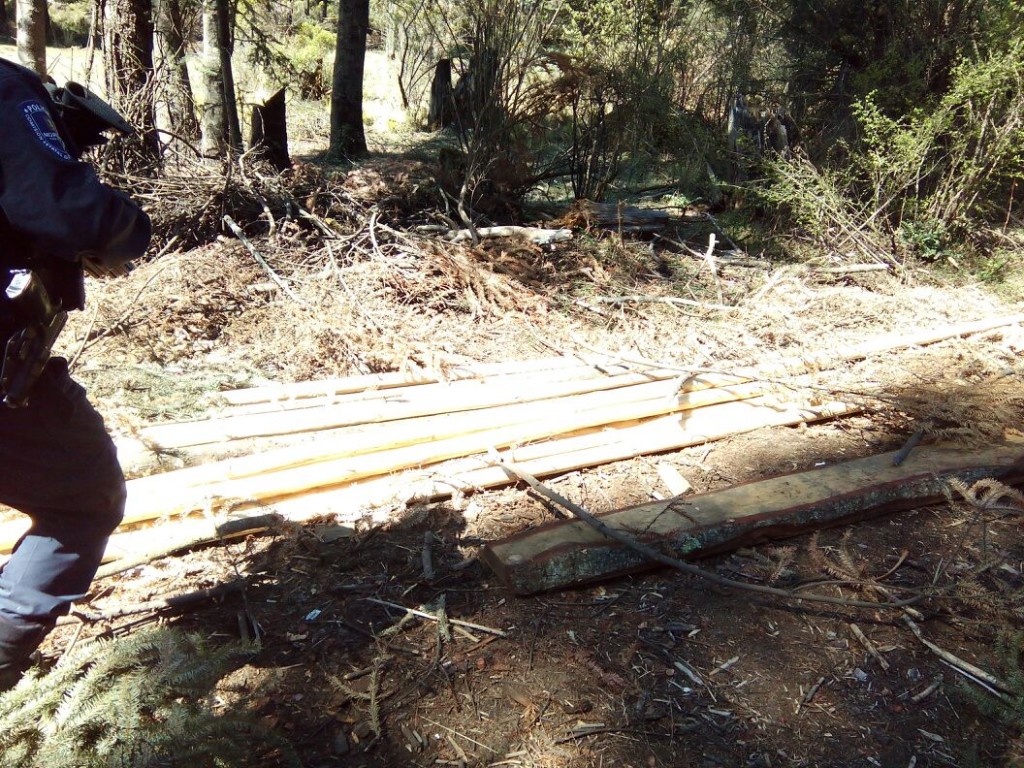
[2,314,1020,575]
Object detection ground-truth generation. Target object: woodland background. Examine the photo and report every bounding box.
[0,2,1023,767]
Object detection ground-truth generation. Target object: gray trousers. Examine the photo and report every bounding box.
[0,357,124,626]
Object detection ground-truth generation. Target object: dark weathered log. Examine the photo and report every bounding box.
[250,87,290,171]
[479,443,1024,594]
[572,201,670,234]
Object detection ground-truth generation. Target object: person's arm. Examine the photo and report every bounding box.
[0,63,151,268]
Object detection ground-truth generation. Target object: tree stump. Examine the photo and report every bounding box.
[427,58,455,131]
[250,88,290,171]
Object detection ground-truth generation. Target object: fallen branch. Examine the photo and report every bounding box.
[446,226,572,246]
[813,263,890,274]
[95,512,281,578]
[364,597,507,637]
[902,615,1012,698]
[797,675,827,714]
[222,214,304,304]
[70,580,248,622]
[580,295,733,312]
[850,623,891,671]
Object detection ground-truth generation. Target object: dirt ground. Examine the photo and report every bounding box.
[20,151,1024,767]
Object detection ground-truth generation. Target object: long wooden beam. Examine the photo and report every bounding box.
[478,442,1024,594]
[88,399,856,572]
[125,372,769,496]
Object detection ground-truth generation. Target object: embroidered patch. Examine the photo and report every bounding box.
[20,100,71,161]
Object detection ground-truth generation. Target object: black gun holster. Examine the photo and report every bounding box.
[0,270,67,408]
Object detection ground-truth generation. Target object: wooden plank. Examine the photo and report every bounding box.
[478,442,1024,594]
[142,364,706,448]
[217,355,610,406]
[217,356,636,416]
[118,378,778,525]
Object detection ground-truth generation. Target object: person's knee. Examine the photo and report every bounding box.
[79,459,126,537]
[96,473,127,536]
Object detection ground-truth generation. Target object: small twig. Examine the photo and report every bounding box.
[422,530,436,581]
[709,655,740,676]
[813,263,890,274]
[582,295,732,311]
[911,676,943,703]
[60,620,85,661]
[701,212,743,251]
[702,233,724,305]
[796,675,827,714]
[420,715,499,754]
[222,215,304,304]
[850,623,891,671]
[673,659,705,686]
[903,615,1011,697]
[879,549,909,581]
[554,724,688,744]
[892,428,926,466]
[365,597,507,637]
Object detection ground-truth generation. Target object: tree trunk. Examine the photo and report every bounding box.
[0,0,9,39]
[328,0,369,159]
[216,0,242,152]
[155,0,199,141]
[105,0,160,165]
[15,0,46,75]
[199,0,225,157]
[199,0,240,158]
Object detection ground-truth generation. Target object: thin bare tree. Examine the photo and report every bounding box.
[15,0,46,75]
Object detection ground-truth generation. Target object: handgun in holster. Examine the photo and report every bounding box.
[0,270,68,408]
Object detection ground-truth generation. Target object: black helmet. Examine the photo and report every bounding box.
[45,80,134,150]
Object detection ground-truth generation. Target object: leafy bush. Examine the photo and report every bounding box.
[852,41,1024,228]
[48,0,92,46]
[560,0,690,198]
[761,40,1024,263]
[275,21,336,99]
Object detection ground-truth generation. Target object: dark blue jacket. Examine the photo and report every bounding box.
[0,58,151,310]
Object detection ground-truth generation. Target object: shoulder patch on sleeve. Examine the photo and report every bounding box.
[20,99,72,161]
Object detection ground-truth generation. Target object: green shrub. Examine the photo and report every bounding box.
[761,39,1024,264]
[48,0,92,46]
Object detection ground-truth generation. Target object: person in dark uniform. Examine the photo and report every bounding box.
[0,58,152,689]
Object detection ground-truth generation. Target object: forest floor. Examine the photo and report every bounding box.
[12,82,1024,766]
